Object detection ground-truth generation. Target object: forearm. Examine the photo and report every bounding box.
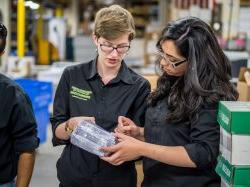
[139,143,196,168]
[55,121,70,140]
[16,151,36,187]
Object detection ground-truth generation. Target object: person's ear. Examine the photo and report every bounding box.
[92,34,98,47]
[0,50,5,56]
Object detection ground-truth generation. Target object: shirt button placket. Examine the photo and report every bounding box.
[98,87,105,117]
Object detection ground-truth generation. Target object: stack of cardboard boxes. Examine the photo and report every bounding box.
[216,101,250,186]
[143,74,158,91]
[237,68,250,101]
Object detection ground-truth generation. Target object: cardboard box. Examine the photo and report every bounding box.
[220,178,240,187]
[237,67,250,101]
[215,155,250,186]
[136,161,144,187]
[220,128,250,165]
[221,178,231,187]
[217,101,250,134]
[143,74,158,91]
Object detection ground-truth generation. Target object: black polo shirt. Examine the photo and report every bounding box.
[0,74,39,184]
[143,100,220,187]
[51,57,150,186]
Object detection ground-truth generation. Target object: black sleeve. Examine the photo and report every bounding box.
[50,68,70,146]
[130,79,151,127]
[10,87,39,152]
[183,106,220,169]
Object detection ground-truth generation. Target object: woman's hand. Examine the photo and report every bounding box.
[66,116,95,130]
[100,132,145,165]
[55,116,95,140]
[115,116,141,139]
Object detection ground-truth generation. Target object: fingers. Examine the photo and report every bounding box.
[67,118,78,129]
[114,132,129,140]
[114,161,124,165]
[69,116,96,129]
[114,124,134,137]
[118,116,125,125]
[118,116,130,126]
[116,123,125,133]
[86,117,95,122]
[99,144,119,153]
[100,153,124,166]
[122,126,132,132]
[78,116,96,123]
[114,127,126,135]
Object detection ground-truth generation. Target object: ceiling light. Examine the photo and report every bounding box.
[25,1,40,10]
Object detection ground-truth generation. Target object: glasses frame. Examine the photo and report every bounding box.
[157,51,187,69]
[99,43,130,55]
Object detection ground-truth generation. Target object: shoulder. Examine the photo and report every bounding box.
[0,74,28,103]
[126,67,151,87]
[0,73,15,88]
[61,61,93,80]
[64,61,91,74]
[0,74,22,93]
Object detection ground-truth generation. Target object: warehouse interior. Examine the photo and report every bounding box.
[0,0,250,186]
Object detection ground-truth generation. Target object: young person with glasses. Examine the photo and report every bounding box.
[50,5,150,187]
[101,17,238,187]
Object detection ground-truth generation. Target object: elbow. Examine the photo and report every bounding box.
[188,160,197,168]
[184,143,218,169]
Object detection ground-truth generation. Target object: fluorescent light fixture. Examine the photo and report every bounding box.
[25,1,40,10]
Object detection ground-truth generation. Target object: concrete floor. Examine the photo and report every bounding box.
[29,125,63,187]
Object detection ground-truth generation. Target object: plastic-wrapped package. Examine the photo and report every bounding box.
[70,120,116,156]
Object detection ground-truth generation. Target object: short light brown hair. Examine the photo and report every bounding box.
[94,5,135,41]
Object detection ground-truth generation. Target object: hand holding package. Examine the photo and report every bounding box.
[70,120,116,156]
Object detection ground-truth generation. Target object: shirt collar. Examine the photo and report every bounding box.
[116,61,134,85]
[86,56,135,85]
[86,56,99,80]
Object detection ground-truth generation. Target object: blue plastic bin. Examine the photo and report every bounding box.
[35,107,50,143]
[15,79,53,144]
[15,79,53,109]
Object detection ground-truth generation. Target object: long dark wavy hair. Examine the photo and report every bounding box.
[148,17,238,123]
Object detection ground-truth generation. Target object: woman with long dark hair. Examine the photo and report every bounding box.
[101,17,238,187]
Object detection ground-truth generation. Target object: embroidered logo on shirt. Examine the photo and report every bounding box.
[70,86,92,101]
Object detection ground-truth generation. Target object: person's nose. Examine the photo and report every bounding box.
[160,58,170,67]
[109,48,119,57]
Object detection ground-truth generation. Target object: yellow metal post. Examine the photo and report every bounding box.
[37,7,43,39]
[55,6,63,17]
[17,0,25,57]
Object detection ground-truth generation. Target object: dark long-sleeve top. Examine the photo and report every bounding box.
[143,99,220,187]
[0,74,39,184]
[50,58,151,186]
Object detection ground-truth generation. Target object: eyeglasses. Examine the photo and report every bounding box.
[99,43,130,55]
[157,51,186,69]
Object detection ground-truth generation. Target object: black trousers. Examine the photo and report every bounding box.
[58,161,137,187]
